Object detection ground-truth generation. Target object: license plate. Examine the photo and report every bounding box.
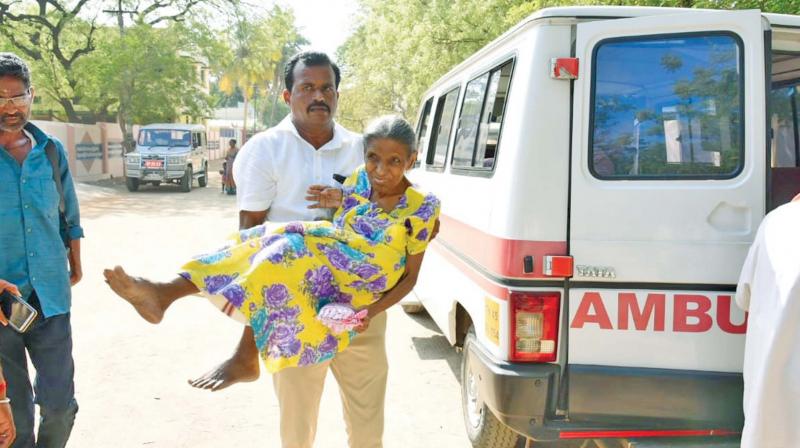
[144,160,163,169]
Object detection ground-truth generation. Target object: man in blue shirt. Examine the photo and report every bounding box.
[0,52,84,448]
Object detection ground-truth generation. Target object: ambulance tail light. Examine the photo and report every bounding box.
[510,292,560,362]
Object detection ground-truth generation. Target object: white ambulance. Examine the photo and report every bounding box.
[409,6,800,447]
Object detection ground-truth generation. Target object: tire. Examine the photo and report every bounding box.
[151,181,161,187]
[462,327,518,448]
[180,166,193,192]
[126,177,139,192]
[198,163,208,188]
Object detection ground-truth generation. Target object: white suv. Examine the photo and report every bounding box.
[125,123,209,192]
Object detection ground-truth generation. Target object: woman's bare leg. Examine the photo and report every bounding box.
[103,266,198,324]
[188,328,260,391]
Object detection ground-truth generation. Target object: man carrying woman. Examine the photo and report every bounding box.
[105,114,439,448]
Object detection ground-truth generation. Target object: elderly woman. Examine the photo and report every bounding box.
[104,116,440,372]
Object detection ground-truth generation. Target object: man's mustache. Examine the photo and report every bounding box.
[307,102,330,113]
[1,112,24,121]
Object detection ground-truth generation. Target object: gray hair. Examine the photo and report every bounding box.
[0,53,31,89]
[362,115,416,158]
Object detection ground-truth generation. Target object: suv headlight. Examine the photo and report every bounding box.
[167,155,186,165]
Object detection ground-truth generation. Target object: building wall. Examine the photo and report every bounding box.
[32,120,125,181]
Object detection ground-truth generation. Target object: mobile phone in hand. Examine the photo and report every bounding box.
[0,290,37,333]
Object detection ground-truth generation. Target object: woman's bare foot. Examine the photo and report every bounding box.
[188,355,260,391]
[103,266,167,324]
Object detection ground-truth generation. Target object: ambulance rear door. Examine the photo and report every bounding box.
[565,10,766,429]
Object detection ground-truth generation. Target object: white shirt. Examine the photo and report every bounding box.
[233,116,363,222]
[736,202,800,448]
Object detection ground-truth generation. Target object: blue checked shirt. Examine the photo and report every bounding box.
[0,122,84,317]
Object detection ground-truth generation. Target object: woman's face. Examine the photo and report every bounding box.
[364,138,416,195]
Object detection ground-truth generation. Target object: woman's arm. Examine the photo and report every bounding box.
[365,251,426,318]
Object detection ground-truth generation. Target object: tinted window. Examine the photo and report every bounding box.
[770,83,799,167]
[591,34,743,179]
[427,87,460,168]
[415,98,434,168]
[453,73,489,168]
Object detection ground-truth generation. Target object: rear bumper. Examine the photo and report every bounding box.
[567,364,744,428]
[466,342,743,443]
[464,336,560,438]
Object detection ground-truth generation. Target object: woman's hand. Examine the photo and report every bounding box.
[306,185,343,209]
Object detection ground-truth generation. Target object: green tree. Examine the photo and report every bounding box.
[0,0,235,123]
[77,23,211,134]
[216,5,303,134]
[338,0,537,130]
[339,0,799,130]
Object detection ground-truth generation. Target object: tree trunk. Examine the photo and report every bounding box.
[269,87,280,127]
[269,62,284,126]
[242,93,249,143]
[117,105,135,153]
[58,98,80,123]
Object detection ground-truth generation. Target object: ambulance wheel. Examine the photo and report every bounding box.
[126,177,139,192]
[462,327,518,448]
[180,166,193,192]
[198,163,208,187]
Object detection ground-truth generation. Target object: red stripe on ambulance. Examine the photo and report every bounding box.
[438,214,567,279]
[570,292,747,333]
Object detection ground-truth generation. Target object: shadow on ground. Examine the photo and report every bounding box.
[404,309,443,334]
[77,160,238,220]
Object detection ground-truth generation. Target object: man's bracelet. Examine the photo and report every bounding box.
[0,397,10,405]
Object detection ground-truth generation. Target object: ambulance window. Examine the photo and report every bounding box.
[476,61,513,169]
[453,73,490,168]
[769,82,799,167]
[452,59,514,171]
[590,33,744,179]
[427,87,460,169]
[415,98,434,168]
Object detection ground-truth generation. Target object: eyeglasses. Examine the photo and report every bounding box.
[0,91,31,108]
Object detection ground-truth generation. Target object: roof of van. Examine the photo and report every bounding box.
[424,6,800,96]
[140,123,205,131]
[527,6,800,27]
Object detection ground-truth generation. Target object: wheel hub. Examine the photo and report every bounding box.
[465,364,483,428]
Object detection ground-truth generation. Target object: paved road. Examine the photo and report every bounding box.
[65,163,473,448]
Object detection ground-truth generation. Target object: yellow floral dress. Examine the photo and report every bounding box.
[179,165,440,373]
